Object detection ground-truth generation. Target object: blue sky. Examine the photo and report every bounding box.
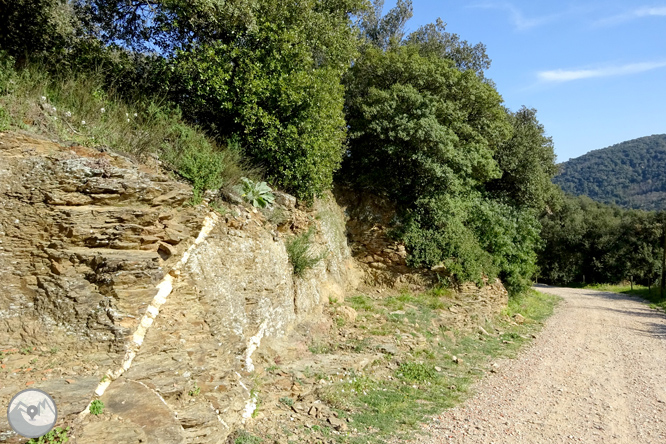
[390,1,666,162]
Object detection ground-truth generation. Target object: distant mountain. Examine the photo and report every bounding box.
[554,134,666,211]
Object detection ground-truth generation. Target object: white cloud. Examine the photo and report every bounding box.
[470,3,560,30]
[596,6,666,26]
[538,61,666,83]
[637,7,666,16]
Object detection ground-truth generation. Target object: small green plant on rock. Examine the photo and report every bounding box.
[279,396,294,407]
[189,383,201,397]
[286,226,327,277]
[233,430,263,444]
[28,426,69,443]
[89,399,104,415]
[234,177,275,208]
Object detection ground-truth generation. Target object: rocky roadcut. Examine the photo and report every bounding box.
[409,286,666,444]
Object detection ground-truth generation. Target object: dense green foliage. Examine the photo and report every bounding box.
[342,4,557,293]
[486,106,560,211]
[538,195,664,286]
[344,44,509,202]
[554,134,666,211]
[74,0,364,200]
[0,0,78,63]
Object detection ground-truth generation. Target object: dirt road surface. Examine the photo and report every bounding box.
[409,285,666,443]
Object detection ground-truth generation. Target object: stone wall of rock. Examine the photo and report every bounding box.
[0,132,206,352]
[0,132,361,443]
[333,185,439,288]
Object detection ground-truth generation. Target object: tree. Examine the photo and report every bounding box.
[357,1,491,77]
[538,194,664,286]
[343,44,510,205]
[77,0,365,200]
[357,0,413,49]
[405,18,490,77]
[486,106,559,211]
[0,0,79,64]
[340,43,553,292]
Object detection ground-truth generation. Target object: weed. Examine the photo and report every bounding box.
[27,426,69,443]
[310,424,332,436]
[0,105,9,131]
[265,365,279,373]
[20,347,32,355]
[49,347,59,355]
[396,362,437,382]
[286,226,327,277]
[234,177,275,208]
[279,396,294,407]
[189,383,201,397]
[89,399,104,415]
[347,295,376,312]
[251,394,262,419]
[335,316,347,327]
[233,431,263,444]
[208,200,228,215]
[308,343,331,354]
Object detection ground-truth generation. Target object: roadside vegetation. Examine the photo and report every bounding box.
[579,283,666,311]
[283,288,560,444]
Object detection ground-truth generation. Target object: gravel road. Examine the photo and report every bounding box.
[409,285,666,443]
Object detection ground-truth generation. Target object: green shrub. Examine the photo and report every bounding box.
[233,431,263,444]
[0,52,16,93]
[27,426,69,443]
[0,0,78,62]
[233,177,275,208]
[286,226,327,277]
[0,105,9,131]
[89,399,104,416]
[279,396,294,407]
[188,383,201,397]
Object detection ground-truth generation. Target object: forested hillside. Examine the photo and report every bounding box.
[554,134,666,210]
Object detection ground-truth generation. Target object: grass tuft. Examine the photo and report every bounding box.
[286,226,327,277]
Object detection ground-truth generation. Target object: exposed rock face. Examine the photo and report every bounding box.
[333,185,437,288]
[0,132,204,351]
[0,133,361,443]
